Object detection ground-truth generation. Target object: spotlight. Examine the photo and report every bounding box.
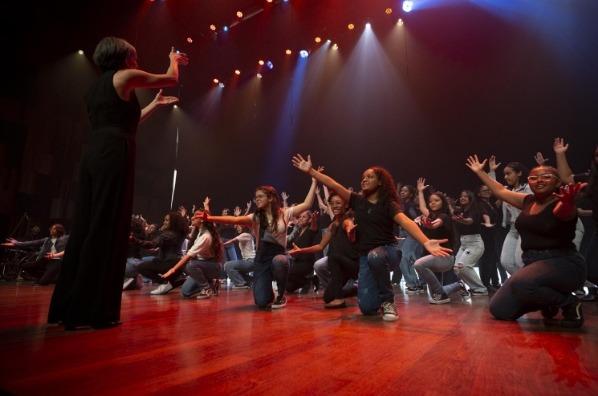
[266,0,273,3]
[258,59,265,66]
[299,50,309,58]
[348,23,355,30]
[402,1,413,13]
[257,73,263,79]
[186,37,193,43]
[314,37,322,43]
[218,82,225,88]
[236,11,243,18]
[213,78,219,84]
[326,39,331,44]
[332,43,338,50]
[365,22,371,28]
[385,8,393,15]
[173,104,178,109]
[235,69,241,75]
[223,26,229,32]
[209,24,217,31]
[285,49,292,55]
[77,50,84,55]
[266,61,274,70]
[397,18,404,26]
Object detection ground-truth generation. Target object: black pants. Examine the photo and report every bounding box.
[253,242,288,308]
[286,259,315,292]
[22,258,62,285]
[584,230,598,284]
[489,252,586,320]
[137,256,181,284]
[479,227,500,287]
[48,131,135,326]
[324,254,358,303]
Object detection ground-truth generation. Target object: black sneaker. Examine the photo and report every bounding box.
[272,295,287,309]
[560,301,583,328]
[541,305,560,326]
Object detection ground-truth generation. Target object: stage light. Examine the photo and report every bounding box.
[257,73,263,79]
[366,22,371,28]
[402,1,413,13]
[385,8,393,15]
[326,39,331,44]
[234,69,241,75]
[218,82,225,88]
[77,50,84,55]
[186,37,193,43]
[213,78,219,84]
[266,61,274,70]
[315,37,322,43]
[236,11,243,18]
[258,59,265,66]
[266,0,273,3]
[173,104,178,109]
[348,23,355,30]
[285,49,292,55]
[332,43,338,50]
[299,50,309,58]
[210,24,217,31]
[223,26,229,32]
[397,18,404,26]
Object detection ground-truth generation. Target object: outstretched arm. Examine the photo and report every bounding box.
[416,177,430,217]
[289,178,317,216]
[140,89,179,123]
[466,155,527,210]
[394,213,452,257]
[292,154,352,202]
[193,212,253,227]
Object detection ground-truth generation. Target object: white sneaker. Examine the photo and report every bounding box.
[381,301,399,321]
[150,282,174,295]
[196,287,214,300]
[122,278,134,291]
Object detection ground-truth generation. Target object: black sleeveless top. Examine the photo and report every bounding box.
[327,219,359,260]
[515,195,577,251]
[86,70,140,135]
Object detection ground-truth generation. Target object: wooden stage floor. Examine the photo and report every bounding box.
[1,282,597,395]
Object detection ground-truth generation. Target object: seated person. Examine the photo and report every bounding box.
[223,225,256,289]
[2,224,69,285]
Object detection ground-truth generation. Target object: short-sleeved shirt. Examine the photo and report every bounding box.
[421,213,454,250]
[515,195,577,251]
[186,231,214,260]
[455,206,482,236]
[349,192,402,254]
[236,233,256,260]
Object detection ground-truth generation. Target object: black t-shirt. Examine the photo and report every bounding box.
[328,219,359,260]
[289,227,318,263]
[349,192,402,254]
[515,195,577,251]
[479,200,499,226]
[455,206,482,235]
[574,172,598,227]
[421,213,454,250]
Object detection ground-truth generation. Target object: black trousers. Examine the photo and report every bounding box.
[48,131,135,326]
[286,259,315,292]
[324,254,358,303]
[22,258,62,285]
[479,227,500,287]
[489,252,586,320]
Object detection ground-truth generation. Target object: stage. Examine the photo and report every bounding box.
[1,282,597,395]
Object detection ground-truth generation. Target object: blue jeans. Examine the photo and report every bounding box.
[399,235,423,288]
[224,258,255,286]
[358,244,400,315]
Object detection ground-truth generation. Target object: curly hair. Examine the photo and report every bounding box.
[368,166,402,209]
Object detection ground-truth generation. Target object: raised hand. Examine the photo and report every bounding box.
[222,208,230,216]
[534,152,549,166]
[281,191,289,202]
[466,155,488,174]
[292,154,313,174]
[233,206,241,216]
[316,165,325,173]
[488,155,501,172]
[554,183,587,205]
[553,137,569,154]
[169,47,189,66]
[416,177,429,193]
[203,196,210,209]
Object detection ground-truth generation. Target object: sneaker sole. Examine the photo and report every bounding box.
[382,314,399,321]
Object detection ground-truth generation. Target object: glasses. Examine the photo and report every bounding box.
[527,174,557,183]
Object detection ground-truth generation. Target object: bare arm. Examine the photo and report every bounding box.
[288,231,332,256]
[199,214,253,227]
[466,155,527,210]
[292,154,352,202]
[394,212,452,256]
[140,90,179,123]
[288,179,317,217]
[416,177,430,217]
[553,138,575,184]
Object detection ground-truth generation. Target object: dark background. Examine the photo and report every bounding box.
[2,0,597,236]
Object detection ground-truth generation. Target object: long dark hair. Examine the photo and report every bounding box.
[369,166,402,209]
[166,211,189,239]
[427,191,451,219]
[505,162,529,190]
[255,185,283,233]
[459,189,481,214]
[400,184,417,204]
[327,191,352,235]
[189,220,224,264]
